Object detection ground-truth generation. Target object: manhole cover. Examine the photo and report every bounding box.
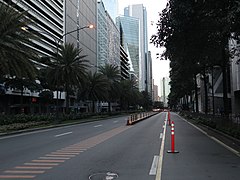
[89,172,118,180]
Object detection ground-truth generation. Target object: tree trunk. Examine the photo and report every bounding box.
[92,100,95,113]
[222,47,229,116]
[66,90,70,114]
[211,66,215,115]
[203,67,208,114]
[194,74,199,113]
[108,101,111,113]
[20,86,24,114]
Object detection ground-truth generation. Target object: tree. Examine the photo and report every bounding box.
[119,79,140,111]
[98,64,121,112]
[151,0,239,115]
[46,43,89,114]
[0,2,39,79]
[39,90,54,114]
[139,91,152,111]
[79,72,109,112]
[4,77,42,113]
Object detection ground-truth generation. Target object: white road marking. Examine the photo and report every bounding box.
[94,125,103,128]
[149,155,159,175]
[113,121,118,123]
[54,132,72,137]
[160,133,163,139]
[0,121,96,140]
[155,112,168,180]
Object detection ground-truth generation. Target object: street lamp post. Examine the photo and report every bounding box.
[22,24,94,119]
[54,24,94,119]
[56,24,94,55]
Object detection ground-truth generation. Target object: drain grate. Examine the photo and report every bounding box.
[89,172,118,180]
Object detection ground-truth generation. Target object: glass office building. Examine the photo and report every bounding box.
[116,16,140,88]
[1,0,64,57]
[97,1,120,68]
[101,0,118,22]
[124,4,149,92]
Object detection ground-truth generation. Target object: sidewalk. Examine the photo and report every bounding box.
[161,112,240,180]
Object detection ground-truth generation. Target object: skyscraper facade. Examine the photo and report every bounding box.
[97,0,108,67]
[2,0,98,112]
[147,51,153,99]
[106,13,120,66]
[124,4,149,92]
[101,0,118,22]
[1,0,64,57]
[97,0,120,68]
[65,0,97,70]
[116,15,140,86]
[160,77,171,107]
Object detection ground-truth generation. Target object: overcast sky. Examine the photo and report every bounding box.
[118,0,169,93]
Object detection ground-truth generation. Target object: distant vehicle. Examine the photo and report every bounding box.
[152,108,163,112]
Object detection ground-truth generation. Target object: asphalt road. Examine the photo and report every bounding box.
[0,112,239,180]
[0,113,165,180]
[161,112,240,180]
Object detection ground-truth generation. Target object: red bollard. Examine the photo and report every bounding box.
[167,121,179,153]
[167,111,171,126]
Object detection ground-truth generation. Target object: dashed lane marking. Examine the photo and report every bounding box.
[0,175,35,179]
[149,155,159,175]
[15,166,53,170]
[0,126,132,179]
[94,125,103,128]
[160,133,163,139]
[54,132,72,137]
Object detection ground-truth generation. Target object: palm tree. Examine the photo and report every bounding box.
[79,72,109,112]
[5,78,42,113]
[119,79,140,111]
[46,43,89,114]
[98,64,121,112]
[0,2,39,79]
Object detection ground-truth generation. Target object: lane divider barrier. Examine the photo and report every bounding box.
[167,121,179,153]
[126,112,158,125]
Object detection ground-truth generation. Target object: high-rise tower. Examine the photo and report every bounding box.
[101,0,118,22]
[124,4,149,92]
[116,15,140,85]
